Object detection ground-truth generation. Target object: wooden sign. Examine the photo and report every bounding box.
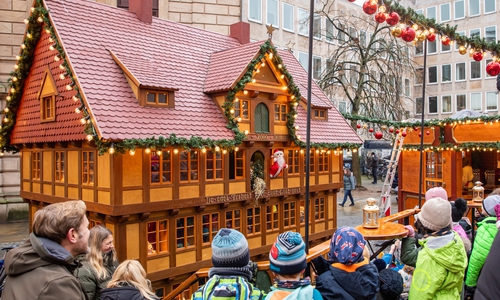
[452,123,500,143]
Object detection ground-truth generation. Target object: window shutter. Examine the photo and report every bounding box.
[255,103,269,133]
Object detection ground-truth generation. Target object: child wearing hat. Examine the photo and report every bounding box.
[464,195,500,294]
[404,197,467,299]
[191,228,265,300]
[377,269,404,300]
[314,227,379,300]
[450,197,471,253]
[266,231,322,300]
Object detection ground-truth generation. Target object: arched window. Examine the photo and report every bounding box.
[254,103,269,133]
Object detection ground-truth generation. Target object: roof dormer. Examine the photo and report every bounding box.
[37,66,58,122]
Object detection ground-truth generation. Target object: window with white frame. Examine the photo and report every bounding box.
[456,62,466,81]
[429,96,438,114]
[313,14,322,39]
[469,0,480,16]
[470,61,481,79]
[429,66,438,84]
[455,31,465,50]
[486,92,498,110]
[266,0,278,27]
[471,92,481,111]
[442,95,452,113]
[428,41,437,54]
[337,23,346,42]
[249,0,262,22]
[440,3,450,22]
[404,78,410,96]
[313,56,322,80]
[325,19,334,42]
[298,8,309,36]
[415,43,424,55]
[415,9,423,15]
[350,65,357,86]
[298,52,308,70]
[416,97,423,114]
[454,0,465,19]
[485,26,496,43]
[325,59,335,83]
[282,3,294,32]
[485,0,496,13]
[338,101,347,113]
[426,6,437,20]
[415,68,424,85]
[470,28,481,39]
[456,94,467,111]
[442,64,451,82]
[442,42,451,52]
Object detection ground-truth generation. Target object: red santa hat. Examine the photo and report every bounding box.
[273,149,282,154]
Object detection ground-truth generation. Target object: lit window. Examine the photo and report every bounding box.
[287,150,300,175]
[274,104,287,122]
[206,150,223,180]
[55,151,65,182]
[442,64,451,82]
[470,93,482,111]
[266,204,279,231]
[201,213,219,245]
[234,99,249,120]
[176,216,195,250]
[151,150,171,184]
[249,0,262,22]
[442,95,452,113]
[246,207,261,235]
[82,151,95,185]
[486,92,498,111]
[32,151,41,180]
[454,0,465,19]
[266,0,278,27]
[147,220,168,255]
[179,150,198,182]
[282,3,294,32]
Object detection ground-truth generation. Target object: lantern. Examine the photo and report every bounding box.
[362,198,380,228]
[472,181,484,202]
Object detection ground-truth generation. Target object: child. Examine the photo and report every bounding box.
[450,198,471,253]
[377,268,404,300]
[266,231,322,300]
[101,260,158,300]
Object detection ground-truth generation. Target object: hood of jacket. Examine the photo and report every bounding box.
[419,232,467,274]
[329,260,379,300]
[5,232,79,276]
[101,286,154,300]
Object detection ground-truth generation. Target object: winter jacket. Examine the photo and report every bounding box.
[401,235,420,267]
[475,231,500,300]
[408,231,467,300]
[265,285,323,300]
[2,233,88,300]
[465,217,498,287]
[315,257,379,300]
[101,285,159,300]
[75,254,119,300]
[452,223,471,254]
[191,275,265,300]
[343,175,355,191]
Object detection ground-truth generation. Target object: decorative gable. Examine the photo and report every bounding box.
[37,66,58,122]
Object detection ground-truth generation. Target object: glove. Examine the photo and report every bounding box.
[464,285,476,300]
[404,225,415,238]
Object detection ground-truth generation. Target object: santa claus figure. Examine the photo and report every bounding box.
[270,149,288,178]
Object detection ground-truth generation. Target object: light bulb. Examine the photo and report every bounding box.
[230,109,234,114]
[234,147,239,152]
[49,45,55,51]
[156,150,162,155]
[72,96,79,102]
[269,52,273,59]
[59,74,66,80]
[215,146,220,152]
[3,117,8,123]
[21,44,26,49]
[86,135,93,141]
[201,148,206,153]
[222,149,227,154]
[145,148,151,154]
[12,77,17,82]
[10,88,15,93]
[108,144,115,154]
[6,96,11,101]
[243,90,248,95]
[54,55,60,61]
[173,148,179,154]
[15,56,20,60]
[129,149,135,156]
[24,19,29,24]
[37,16,43,23]
[26,33,32,39]
[278,64,282,68]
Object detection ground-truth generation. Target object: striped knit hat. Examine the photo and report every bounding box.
[211,228,250,268]
[269,231,307,275]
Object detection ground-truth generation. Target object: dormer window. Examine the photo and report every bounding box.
[42,96,55,121]
[140,89,175,108]
[38,67,58,123]
[147,91,168,105]
[313,109,327,120]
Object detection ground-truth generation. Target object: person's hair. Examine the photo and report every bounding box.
[345,168,352,177]
[87,225,117,280]
[463,158,470,166]
[107,260,157,300]
[488,188,500,196]
[33,200,87,244]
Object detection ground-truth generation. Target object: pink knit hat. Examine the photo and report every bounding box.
[425,187,448,201]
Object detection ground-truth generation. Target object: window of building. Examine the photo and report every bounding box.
[485,26,496,43]
[314,198,325,221]
[425,152,443,190]
[225,210,241,231]
[456,62,466,81]
[338,101,347,113]
[337,23,346,42]
[249,0,262,22]
[360,31,366,47]
[429,96,438,114]
[416,97,423,115]
[442,95,452,113]
[206,150,223,180]
[287,149,300,175]
[441,42,451,52]
[313,109,326,120]
[151,150,171,184]
[298,51,308,70]
[469,0,480,16]
[485,0,496,13]
[404,78,410,96]
[201,213,219,245]
[32,151,41,180]
[313,56,322,80]
[454,0,465,19]
[146,91,169,105]
[426,6,437,20]
[147,220,168,256]
[471,92,482,111]
[441,64,451,82]
[415,42,424,56]
[274,104,287,123]
[55,151,65,182]
[318,151,329,173]
[176,216,195,250]
[298,8,309,36]
[470,28,480,39]
[415,68,424,85]
[304,150,315,173]
[82,151,94,185]
[234,99,249,120]
[282,3,294,32]
[246,207,261,235]
[266,0,278,27]
[415,9,423,15]
[266,204,279,232]
[440,3,451,22]
[325,19,334,42]
[179,150,198,182]
[485,59,496,78]
[41,96,55,122]
[229,150,245,179]
[455,31,465,50]
[427,41,437,54]
[89,219,103,229]
[486,92,498,110]
[456,94,467,111]
[470,61,481,79]
[313,14,321,39]
[254,103,269,133]
[350,65,357,86]
[299,200,306,224]
[117,0,158,16]
[428,66,438,84]
[283,202,296,229]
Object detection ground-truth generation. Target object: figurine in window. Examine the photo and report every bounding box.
[270,149,288,178]
[147,242,156,255]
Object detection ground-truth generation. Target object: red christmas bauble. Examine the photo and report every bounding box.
[486,61,500,76]
[395,129,400,134]
[374,12,386,23]
[401,131,407,137]
[414,127,419,131]
[369,127,374,133]
[401,27,416,42]
[386,12,399,26]
[362,0,377,15]
[426,130,430,135]
[441,36,451,46]
[389,127,394,133]
[375,131,383,139]
[418,132,422,137]
[473,52,483,62]
[427,33,436,42]
[356,124,362,129]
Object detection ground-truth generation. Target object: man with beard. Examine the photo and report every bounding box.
[2,200,90,299]
[75,225,119,300]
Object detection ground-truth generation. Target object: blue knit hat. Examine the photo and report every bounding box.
[269,231,307,275]
[329,227,366,265]
[211,228,250,268]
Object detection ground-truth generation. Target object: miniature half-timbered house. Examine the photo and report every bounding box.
[1,0,361,296]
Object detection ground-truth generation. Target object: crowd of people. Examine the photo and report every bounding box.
[3,186,500,300]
